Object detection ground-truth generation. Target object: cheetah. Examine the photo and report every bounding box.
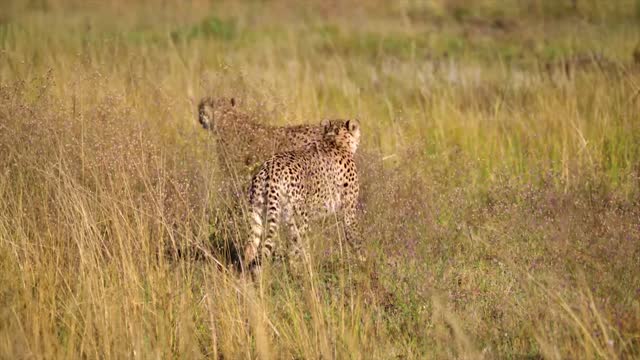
[198,96,337,175]
[243,119,362,275]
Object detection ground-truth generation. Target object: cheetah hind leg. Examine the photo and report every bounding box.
[244,207,264,276]
[246,189,281,279]
[244,215,278,280]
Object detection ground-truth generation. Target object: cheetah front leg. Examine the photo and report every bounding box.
[343,200,365,262]
[284,205,309,263]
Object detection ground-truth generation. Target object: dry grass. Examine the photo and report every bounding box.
[1,0,640,358]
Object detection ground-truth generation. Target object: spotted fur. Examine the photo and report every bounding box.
[244,119,361,274]
[198,97,344,174]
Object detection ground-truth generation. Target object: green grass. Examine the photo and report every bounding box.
[1,0,640,358]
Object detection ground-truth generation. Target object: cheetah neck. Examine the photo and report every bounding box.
[318,141,355,156]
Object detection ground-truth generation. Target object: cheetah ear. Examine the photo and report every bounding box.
[230,97,236,107]
[346,119,359,132]
[321,119,331,130]
[197,97,207,109]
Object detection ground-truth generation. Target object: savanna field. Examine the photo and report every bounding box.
[1,0,640,358]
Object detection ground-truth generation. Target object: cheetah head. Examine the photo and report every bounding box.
[322,119,360,153]
[197,96,236,130]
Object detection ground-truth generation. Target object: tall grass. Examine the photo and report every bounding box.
[1,0,639,358]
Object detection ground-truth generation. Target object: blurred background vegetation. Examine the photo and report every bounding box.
[1,0,639,358]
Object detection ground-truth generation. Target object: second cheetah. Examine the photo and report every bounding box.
[198,96,339,174]
[243,119,362,274]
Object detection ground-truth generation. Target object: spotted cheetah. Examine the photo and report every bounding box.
[243,119,361,274]
[198,96,338,175]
